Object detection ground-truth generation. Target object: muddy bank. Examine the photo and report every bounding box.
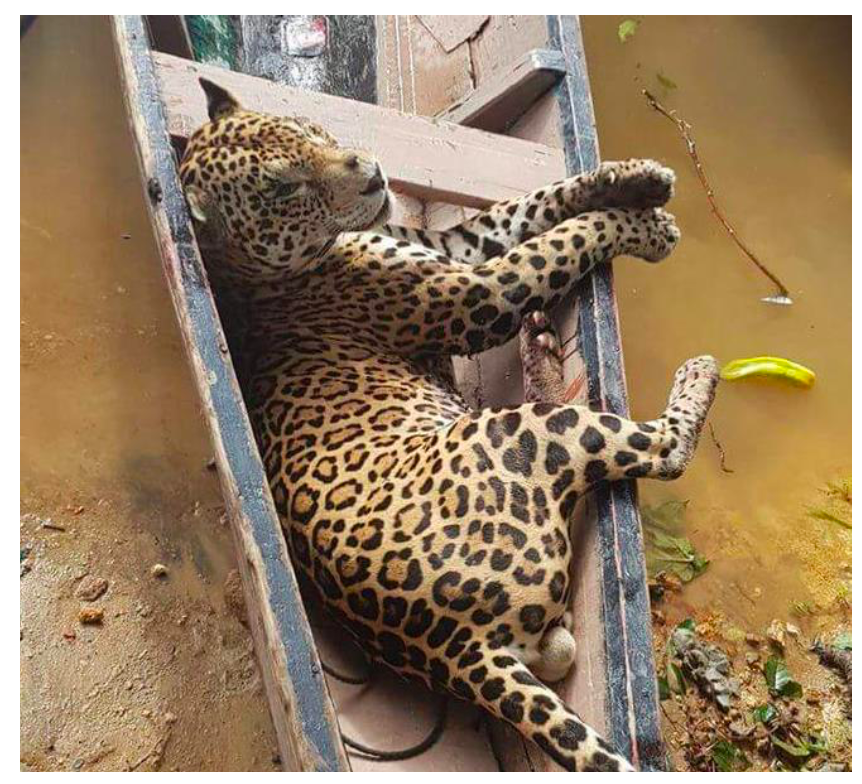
[20,16,276,771]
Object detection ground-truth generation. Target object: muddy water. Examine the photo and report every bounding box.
[581,17,851,628]
[21,17,276,770]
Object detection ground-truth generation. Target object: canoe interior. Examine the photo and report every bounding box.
[117,14,663,771]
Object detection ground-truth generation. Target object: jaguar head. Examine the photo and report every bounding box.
[180,78,391,285]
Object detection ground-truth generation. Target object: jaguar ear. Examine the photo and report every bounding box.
[199,77,240,121]
[184,184,209,223]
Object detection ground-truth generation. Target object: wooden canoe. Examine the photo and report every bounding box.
[112,14,664,771]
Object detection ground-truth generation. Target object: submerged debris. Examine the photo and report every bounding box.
[670,623,739,711]
[643,501,709,584]
[708,423,734,474]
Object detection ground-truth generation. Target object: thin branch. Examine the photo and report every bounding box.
[708,423,734,474]
[643,90,792,304]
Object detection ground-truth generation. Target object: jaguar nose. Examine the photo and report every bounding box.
[361,164,385,195]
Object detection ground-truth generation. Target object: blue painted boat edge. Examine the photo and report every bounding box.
[113,15,349,771]
[546,14,666,772]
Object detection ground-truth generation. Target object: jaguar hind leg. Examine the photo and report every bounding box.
[535,354,720,486]
[598,355,720,482]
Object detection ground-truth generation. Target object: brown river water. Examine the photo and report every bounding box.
[21,15,849,770]
[582,16,851,630]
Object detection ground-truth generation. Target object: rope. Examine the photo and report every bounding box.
[341,697,448,761]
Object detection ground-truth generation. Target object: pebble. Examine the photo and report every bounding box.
[766,619,786,651]
[136,602,152,618]
[75,575,108,602]
[745,633,763,647]
[78,607,104,625]
[151,564,168,579]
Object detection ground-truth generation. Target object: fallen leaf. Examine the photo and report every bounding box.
[618,19,640,44]
[807,507,851,530]
[657,676,671,701]
[712,739,749,771]
[764,656,803,699]
[643,501,710,583]
[656,71,678,90]
[752,703,777,724]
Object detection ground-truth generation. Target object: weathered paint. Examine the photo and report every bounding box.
[547,13,666,772]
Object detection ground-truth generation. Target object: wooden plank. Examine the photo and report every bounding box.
[154,51,566,209]
[416,15,488,52]
[547,15,665,771]
[439,48,566,133]
[468,16,550,87]
[402,15,474,117]
[111,15,349,772]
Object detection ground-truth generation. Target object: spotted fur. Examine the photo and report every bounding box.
[180,78,719,772]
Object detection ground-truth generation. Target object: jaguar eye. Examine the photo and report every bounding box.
[270,181,302,200]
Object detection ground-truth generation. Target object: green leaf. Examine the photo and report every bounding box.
[833,631,852,651]
[657,676,670,701]
[666,661,687,695]
[790,599,814,617]
[764,656,804,699]
[752,703,777,724]
[771,734,826,765]
[807,507,851,530]
[643,501,710,583]
[825,478,852,504]
[677,618,696,632]
[772,738,811,758]
[618,20,640,44]
[782,680,804,699]
[712,740,749,772]
[656,71,678,91]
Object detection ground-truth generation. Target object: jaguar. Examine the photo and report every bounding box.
[180,77,719,771]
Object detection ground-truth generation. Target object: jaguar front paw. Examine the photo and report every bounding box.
[594,158,676,210]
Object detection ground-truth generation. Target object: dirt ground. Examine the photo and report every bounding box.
[20,16,277,771]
